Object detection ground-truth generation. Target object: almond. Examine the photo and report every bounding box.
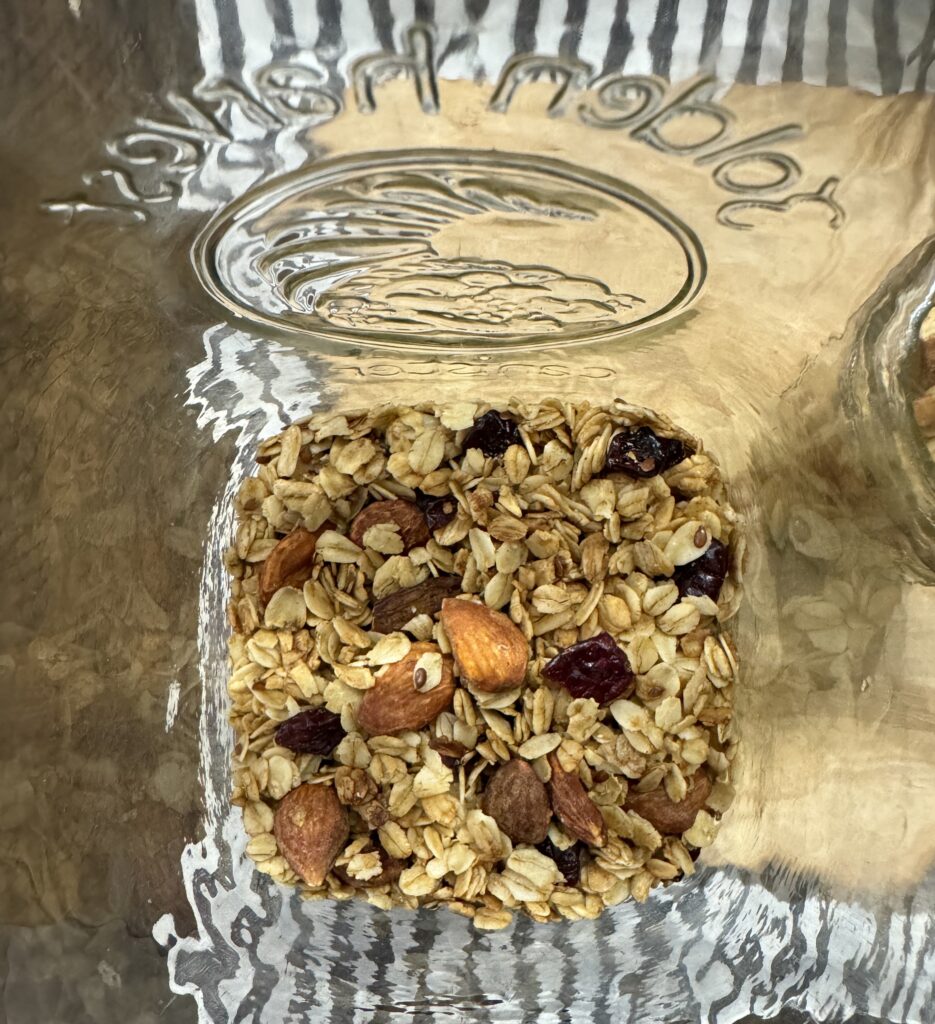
[357,642,455,734]
[273,783,348,886]
[440,598,528,692]
[371,575,461,633]
[349,499,430,552]
[547,753,606,847]
[259,524,328,607]
[481,759,551,844]
[624,768,712,835]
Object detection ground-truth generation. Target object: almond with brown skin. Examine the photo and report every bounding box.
[440,599,528,693]
[371,575,462,634]
[481,759,551,844]
[547,753,607,848]
[357,642,455,734]
[259,525,328,607]
[349,499,430,552]
[624,768,712,835]
[273,783,348,886]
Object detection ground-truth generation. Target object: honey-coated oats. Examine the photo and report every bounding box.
[225,399,741,928]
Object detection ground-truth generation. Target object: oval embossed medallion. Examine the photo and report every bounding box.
[194,150,705,350]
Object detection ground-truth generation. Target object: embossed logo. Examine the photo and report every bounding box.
[193,149,705,350]
[41,26,844,234]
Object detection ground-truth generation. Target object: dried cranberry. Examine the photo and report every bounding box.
[542,632,634,706]
[422,495,458,532]
[604,426,691,478]
[462,410,521,458]
[674,538,729,602]
[537,837,581,886]
[275,708,345,756]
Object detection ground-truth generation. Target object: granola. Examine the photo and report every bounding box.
[225,399,741,928]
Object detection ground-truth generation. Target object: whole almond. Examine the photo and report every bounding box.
[357,642,455,734]
[259,525,328,607]
[371,575,461,634]
[547,753,607,848]
[350,500,430,552]
[624,768,712,835]
[440,599,528,692]
[481,759,551,844]
[273,783,348,886]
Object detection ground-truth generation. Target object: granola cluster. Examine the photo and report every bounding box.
[225,399,741,929]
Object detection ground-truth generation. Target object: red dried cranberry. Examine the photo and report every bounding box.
[674,538,729,602]
[462,410,521,458]
[275,708,345,756]
[605,426,691,478]
[537,837,581,886]
[541,632,634,706]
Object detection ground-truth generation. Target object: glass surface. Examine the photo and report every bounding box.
[2,2,934,1022]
